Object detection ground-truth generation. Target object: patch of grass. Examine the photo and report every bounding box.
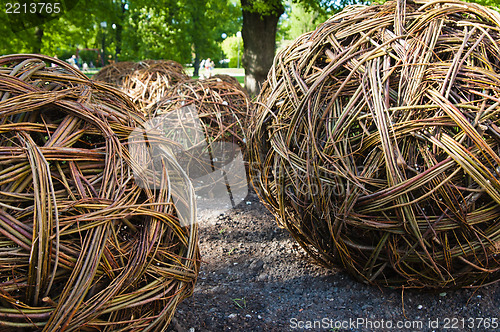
[85,66,245,86]
[232,298,247,309]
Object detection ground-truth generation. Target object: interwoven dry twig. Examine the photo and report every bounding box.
[92,61,148,87]
[0,54,199,331]
[122,60,190,111]
[212,74,247,95]
[150,77,250,152]
[249,0,500,288]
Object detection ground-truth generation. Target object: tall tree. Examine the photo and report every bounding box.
[185,0,241,76]
[0,0,118,58]
[240,0,284,96]
[114,1,128,59]
[240,0,361,96]
[121,0,240,71]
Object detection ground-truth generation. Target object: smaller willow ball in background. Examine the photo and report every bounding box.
[122,60,190,111]
[249,0,500,288]
[92,61,147,87]
[150,77,250,152]
[0,54,199,330]
[148,78,251,208]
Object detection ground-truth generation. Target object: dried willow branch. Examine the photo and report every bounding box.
[121,61,190,112]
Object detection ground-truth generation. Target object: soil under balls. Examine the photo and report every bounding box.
[168,190,499,332]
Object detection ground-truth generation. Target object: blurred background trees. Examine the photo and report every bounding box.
[0,0,498,95]
[0,0,241,74]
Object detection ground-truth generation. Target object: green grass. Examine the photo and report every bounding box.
[188,67,245,85]
[83,69,99,78]
[84,66,245,85]
[184,67,244,76]
[232,298,247,309]
[191,75,244,85]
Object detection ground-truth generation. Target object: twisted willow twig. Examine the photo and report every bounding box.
[121,61,189,112]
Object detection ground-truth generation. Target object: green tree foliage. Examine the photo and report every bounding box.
[221,34,243,67]
[0,0,119,56]
[467,0,500,7]
[0,0,240,71]
[281,2,330,41]
[120,1,191,62]
[121,0,240,73]
[120,0,241,73]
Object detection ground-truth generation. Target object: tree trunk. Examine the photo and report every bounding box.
[193,55,201,77]
[33,26,44,54]
[241,0,284,96]
[191,7,204,78]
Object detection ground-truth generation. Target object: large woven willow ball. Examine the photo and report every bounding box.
[0,54,199,330]
[249,0,500,288]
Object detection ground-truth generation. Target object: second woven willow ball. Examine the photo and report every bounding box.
[249,0,500,288]
[0,54,199,330]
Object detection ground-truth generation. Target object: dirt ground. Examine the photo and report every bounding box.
[168,190,499,332]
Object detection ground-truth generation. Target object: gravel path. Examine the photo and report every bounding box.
[169,191,499,332]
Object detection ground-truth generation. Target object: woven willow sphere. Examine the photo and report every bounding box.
[122,60,190,111]
[0,55,199,330]
[150,77,250,151]
[249,0,500,288]
[92,61,147,87]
